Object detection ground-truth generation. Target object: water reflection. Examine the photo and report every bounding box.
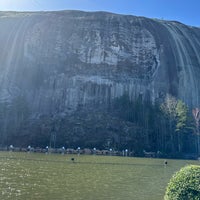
[0,152,199,200]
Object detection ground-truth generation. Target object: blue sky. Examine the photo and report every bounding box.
[0,0,199,26]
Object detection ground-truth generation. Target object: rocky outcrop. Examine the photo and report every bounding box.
[0,11,200,149]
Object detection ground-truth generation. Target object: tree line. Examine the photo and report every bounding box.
[0,93,199,158]
[113,93,200,158]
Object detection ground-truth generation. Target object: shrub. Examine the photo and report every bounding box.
[164,165,200,200]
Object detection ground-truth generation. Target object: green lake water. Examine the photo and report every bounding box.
[0,152,199,200]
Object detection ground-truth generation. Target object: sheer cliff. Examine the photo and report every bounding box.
[0,11,200,153]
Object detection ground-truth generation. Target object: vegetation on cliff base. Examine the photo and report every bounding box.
[113,94,198,157]
[0,93,199,158]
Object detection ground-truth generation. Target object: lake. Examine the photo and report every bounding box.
[0,152,199,200]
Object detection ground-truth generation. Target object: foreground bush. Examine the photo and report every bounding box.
[164,165,200,200]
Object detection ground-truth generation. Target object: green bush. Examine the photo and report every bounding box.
[164,165,200,200]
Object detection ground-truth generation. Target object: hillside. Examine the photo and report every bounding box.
[0,11,200,157]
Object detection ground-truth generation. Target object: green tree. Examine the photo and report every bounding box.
[160,95,193,154]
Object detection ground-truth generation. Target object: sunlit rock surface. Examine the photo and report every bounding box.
[0,11,200,146]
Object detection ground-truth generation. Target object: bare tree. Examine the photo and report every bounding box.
[192,108,200,156]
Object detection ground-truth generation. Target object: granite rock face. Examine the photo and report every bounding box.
[0,11,200,147]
